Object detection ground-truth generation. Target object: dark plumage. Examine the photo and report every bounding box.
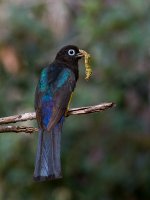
[34,45,83,181]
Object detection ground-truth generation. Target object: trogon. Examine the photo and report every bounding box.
[34,45,84,181]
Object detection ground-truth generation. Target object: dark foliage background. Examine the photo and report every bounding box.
[0,0,150,199]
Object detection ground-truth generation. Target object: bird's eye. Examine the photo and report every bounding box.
[68,49,76,56]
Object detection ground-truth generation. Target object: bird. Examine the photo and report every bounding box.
[33,45,84,181]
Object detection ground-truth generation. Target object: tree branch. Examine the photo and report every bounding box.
[0,126,38,134]
[0,102,115,133]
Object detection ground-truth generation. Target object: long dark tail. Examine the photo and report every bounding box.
[33,124,62,181]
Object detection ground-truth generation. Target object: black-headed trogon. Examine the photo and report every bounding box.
[34,45,84,181]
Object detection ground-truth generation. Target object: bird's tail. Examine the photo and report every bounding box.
[33,123,62,181]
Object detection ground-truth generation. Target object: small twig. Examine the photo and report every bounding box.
[0,102,115,133]
[66,102,115,116]
[0,126,38,133]
[0,112,36,125]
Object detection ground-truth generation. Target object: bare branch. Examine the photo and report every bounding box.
[66,102,115,116]
[0,126,38,133]
[0,102,115,133]
[0,112,36,125]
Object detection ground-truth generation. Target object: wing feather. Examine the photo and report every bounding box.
[35,64,76,131]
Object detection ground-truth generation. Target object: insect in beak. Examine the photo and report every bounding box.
[78,49,92,80]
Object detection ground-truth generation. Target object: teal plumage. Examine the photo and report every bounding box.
[34,45,83,181]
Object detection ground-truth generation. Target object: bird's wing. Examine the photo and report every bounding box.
[47,68,76,131]
[35,65,76,131]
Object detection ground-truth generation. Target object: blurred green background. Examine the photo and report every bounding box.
[0,0,150,199]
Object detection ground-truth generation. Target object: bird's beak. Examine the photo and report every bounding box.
[76,49,84,58]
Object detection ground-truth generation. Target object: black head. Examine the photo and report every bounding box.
[55,45,83,65]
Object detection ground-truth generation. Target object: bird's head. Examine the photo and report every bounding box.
[55,45,84,65]
[55,45,92,80]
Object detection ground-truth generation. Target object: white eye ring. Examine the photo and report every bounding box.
[68,49,76,56]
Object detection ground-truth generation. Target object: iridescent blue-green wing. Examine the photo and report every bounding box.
[35,66,76,130]
[47,68,76,131]
[35,65,62,129]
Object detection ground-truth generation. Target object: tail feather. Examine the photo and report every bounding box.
[33,124,62,181]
